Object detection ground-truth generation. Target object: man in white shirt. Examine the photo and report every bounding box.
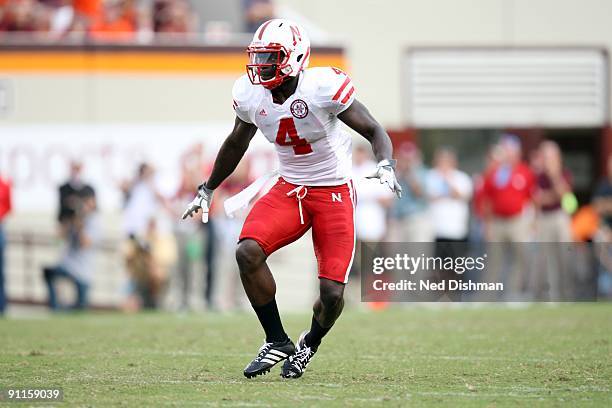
[425,147,473,299]
[353,145,393,243]
[426,147,473,243]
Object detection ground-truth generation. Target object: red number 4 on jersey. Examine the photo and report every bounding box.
[275,117,313,155]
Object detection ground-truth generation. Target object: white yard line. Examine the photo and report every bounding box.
[54,376,611,394]
[39,349,560,363]
[358,354,556,363]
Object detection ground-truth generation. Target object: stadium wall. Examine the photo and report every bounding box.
[0,45,346,124]
[276,0,612,128]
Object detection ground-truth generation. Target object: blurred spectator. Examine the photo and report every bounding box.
[0,171,11,315]
[388,142,432,243]
[353,145,393,243]
[534,141,574,238]
[46,160,97,309]
[120,163,176,311]
[533,141,574,299]
[58,160,96,225]
[172,145,205,311]
[153,0,197,35]
[121,162,162,236]
[43,189,99,310]
[571,205,600,243]
[483,135,535,241]
[70,0,101,32]
[122,217,176,310]
[593,154,612,297]
[88,0,137,41]
[482,134,535,297]
[594,154,612,237]
[197,150,219,311]
[425,147,472,299]
[39,0,74,36]
[426,147,472,243]
[73,0,101,21]
[0,0,49,33]
[471,143,502,241]
[213,159,251,312]
[484,135,535,242]
[349,145,392,287]
[242,0,274,33]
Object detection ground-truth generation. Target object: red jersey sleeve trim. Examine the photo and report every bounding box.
[332,77,351,101]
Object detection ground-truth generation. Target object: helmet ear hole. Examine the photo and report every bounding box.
[297,54,303,62]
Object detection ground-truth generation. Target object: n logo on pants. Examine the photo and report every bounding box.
[332,193,342,202]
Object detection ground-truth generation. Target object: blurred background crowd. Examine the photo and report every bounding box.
[356,136,612,302]
[1,136,611,314]
[0,0,274,40]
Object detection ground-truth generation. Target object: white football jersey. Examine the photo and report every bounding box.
[232,67,356,186]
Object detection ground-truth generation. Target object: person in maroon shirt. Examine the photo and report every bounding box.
[0,173,12,314]
[0,0,49,33]
[481,135,535,298]
[533,140,574,300]
[535,141,573,217]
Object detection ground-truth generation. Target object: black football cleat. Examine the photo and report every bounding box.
[281,331,317,379]
[243,338,295,378]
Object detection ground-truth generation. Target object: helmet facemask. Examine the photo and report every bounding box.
[246,44,293,89]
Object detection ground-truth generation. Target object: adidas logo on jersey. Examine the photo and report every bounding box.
[259,109,267,116]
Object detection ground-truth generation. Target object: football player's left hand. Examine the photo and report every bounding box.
[366,159,402,199]
[181,183,214,223]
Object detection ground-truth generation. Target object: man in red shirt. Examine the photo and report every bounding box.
[0,173,11,315]
[482,135,535,298]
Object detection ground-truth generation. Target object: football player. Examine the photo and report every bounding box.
[182,19,401,379]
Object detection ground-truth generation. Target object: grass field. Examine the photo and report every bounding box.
[1,304,611,407]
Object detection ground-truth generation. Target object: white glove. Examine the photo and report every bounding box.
[181,183,214,223]
[366,159,403,199]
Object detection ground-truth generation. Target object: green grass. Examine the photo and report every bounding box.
[1,304,611,407]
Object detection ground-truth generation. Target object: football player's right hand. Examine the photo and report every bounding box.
[181,183,214,223]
